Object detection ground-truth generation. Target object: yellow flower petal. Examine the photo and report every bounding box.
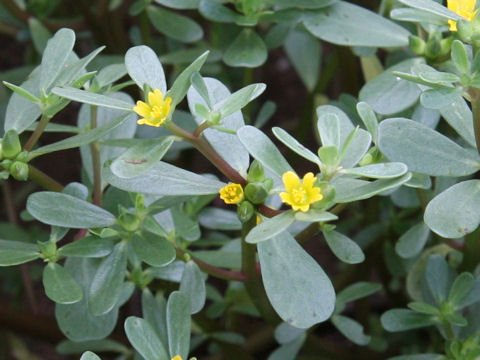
[133,101,151,117]
[148,88,164,107]
[171,356,183,360]
[282,171,301,192]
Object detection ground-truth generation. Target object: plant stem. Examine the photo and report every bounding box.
[28,165,64,192]
[241,217,280,325]
[176,248,246,282]
[166,122,247,185]
[89,106,102,205]
[193,121,211,137]
[24,114,51,151]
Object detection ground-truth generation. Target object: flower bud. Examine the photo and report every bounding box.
[263,177,273,191]
[118,213,141,232]
[244,182,269,205]
[409,35,425,56]
[247,160,265,182]
[1,159,12,171]
[457,19,474,43]
[15,151,29,163]
[2,130,21,159]
[425,32,442,59]
[10,161,29,181]
[38,240,57,262]
[237,201,254,223]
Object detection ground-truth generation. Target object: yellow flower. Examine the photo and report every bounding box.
[447,0,477,31]
[171,356,182,360]
[279,171,323,212]
[133,89,172,127]
[219,183,244,204]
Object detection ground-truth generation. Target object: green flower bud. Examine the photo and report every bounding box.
[38,240,58,262]
[15,151,29,163]
[439,37,453,57]
[358,153,373,167]
[2,130,21,159]
[458,19,474,43]
[1,159,13,171]
[247,160,265,182]
[237,201,254,223]
[10,161,29,181]
[263,177,273,191]
[118,213,141,232]
[209,111,221,125]
[409,35,426,56]
[425,33,442,59]
[244,182,269,205]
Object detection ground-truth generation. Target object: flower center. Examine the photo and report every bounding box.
[292,187,308,205]
[151,105,165,119]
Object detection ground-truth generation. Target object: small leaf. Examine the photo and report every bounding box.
[180,261,206,314]
[395,223,430,259]
[110,137,174,178]
[272,127,321,165]
[237,125,292,178]
[31,113,130,158]
[147,6,203,43]
[168,51,209,108]
[342,163,408,179]
[294,210,338,222]
[125,316,169,360]
[452,39,470,73]
[323,230,365,264]
[378,118,480,176]
[88,243,127,315]
[448,272,475,306]
[142,290,168,348]
[258,231,335,328]
[424,180,480,238]
[27,192,116,228]
[356,102,378,143]
[43,263,83,304]
[52,87,133,111]
[131,231,176,267]
[304,2,410,47]
[336,282,382,307]
[398,0,462,20]
[381,309,435,332]
[425,254,451,304]
[104,161,225,195]
[80,352,101,360]
[333,173,412,203]
[0,240,39,266]
[331,315,370,345]
[125,45,167,93]
[246,212,296,244]
[167,291,191,360]
[59,236,115,258]
[39,28,76,92]
[223,29,267,68]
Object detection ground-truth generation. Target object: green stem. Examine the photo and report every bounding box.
[176,248,246,282]
[166,122,246,185]
[24,114,51,151]
[89,106,102,206]
[241,217,280,325]
[242,68,254,123]
[28,165,64,192]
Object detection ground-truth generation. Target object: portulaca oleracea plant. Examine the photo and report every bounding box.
[2,0,480,359]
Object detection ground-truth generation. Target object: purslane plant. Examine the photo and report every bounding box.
[2,0,480,359]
